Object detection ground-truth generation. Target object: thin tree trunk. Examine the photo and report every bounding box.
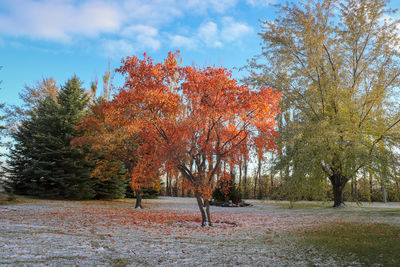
[258,156,262,199]
[135,189,143,209]
[243,158,248,199]
[369,170,373,201]
[168,173,172,196]
[204,199,212,226]
[254,174,257,199]
[382,181,387,203]
[166,172,170,196]
[354,178,358,201]
[195,191,211,227]
[351,178,354,200]
[175,176,179,197]
[381,169,387,203]
[238,161,242,191]
[270,167,274,191]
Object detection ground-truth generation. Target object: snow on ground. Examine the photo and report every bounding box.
[1,197,399,266]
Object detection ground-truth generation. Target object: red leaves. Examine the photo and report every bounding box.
[75,51,281,212]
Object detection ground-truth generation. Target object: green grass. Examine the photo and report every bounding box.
[278,202,332,209]
[0,196,20,205]
[0,194,38,205]
[299,222,400,266]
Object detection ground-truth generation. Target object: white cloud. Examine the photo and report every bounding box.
[171,18,252,49]
[121,24,161,51]
[121,0,183,25]
[102,39,135,58]
[170,35,197,49]
[198,22,222,48]
[245,0,275,7]
[0,0,122,42]
[122,25,158,38]
[183,0,238,14]
[207,0,239,13]
[221,17,253,42]
[0,0,251,54]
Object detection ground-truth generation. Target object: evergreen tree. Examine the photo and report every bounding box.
[0,102,5,180]
[7,77,95,199]
[54,76,94,199]
[0,67,6,180]
[6,98,59,196]
[94,177,127,200]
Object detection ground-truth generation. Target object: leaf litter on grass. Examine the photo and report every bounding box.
[1,197,400,266]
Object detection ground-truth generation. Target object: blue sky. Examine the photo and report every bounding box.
[0,0,278,106]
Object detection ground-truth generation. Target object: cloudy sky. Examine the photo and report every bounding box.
[0,0,276,104]
[1,0,399,105]
[0,0,278,104]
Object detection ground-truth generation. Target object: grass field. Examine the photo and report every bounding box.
[1,197,399,266]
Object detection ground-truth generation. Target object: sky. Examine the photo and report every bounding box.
[0,0,279,106]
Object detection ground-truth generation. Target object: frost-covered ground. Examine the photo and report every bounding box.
[1,197,399,266]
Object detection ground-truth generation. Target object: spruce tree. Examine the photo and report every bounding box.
[0,67,6,180]
[54,77,94,199]
[7,77,95,199]
[6,98,61,196]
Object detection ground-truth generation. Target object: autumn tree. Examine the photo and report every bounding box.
[4,78,59,131]
[73,99,142,203]
[247,0,400,206]
[108,52,281,226]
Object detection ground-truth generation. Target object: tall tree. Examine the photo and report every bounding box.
[109,52,281,226]
[4,78,59,134]
[0,66,7,180]
[248,0,400,206]
[73,99,141,203]
[55,77,94,199]
[7,77,94,199]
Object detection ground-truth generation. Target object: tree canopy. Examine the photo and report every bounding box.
[247,0,400,206]
[106,52,281,225]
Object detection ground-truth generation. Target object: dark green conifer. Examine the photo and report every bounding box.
[7,77,95,199]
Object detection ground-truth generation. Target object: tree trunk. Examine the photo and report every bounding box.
[243,158,248,199]
[330,173,348,207]
[253,175,257,199]
[238,161,242,190]
[351,178,354,200]
[205,199,212,226]
[166,172,170,196]
[332,183,343,207]
[257,157,262,199]
[354,178,358,201]
[382,182,387,203]
[195,191,211,227]
[135,189,143,209]
[175,176,179,197]
[369,170,373,201]
[270,172,274,189]
[381,171,387,203]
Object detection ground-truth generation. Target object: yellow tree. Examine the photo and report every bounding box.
[248,0,400,206]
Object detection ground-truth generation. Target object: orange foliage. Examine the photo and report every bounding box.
[99,51,281,200]
[73,101,140,184]
[216,173,233,200]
